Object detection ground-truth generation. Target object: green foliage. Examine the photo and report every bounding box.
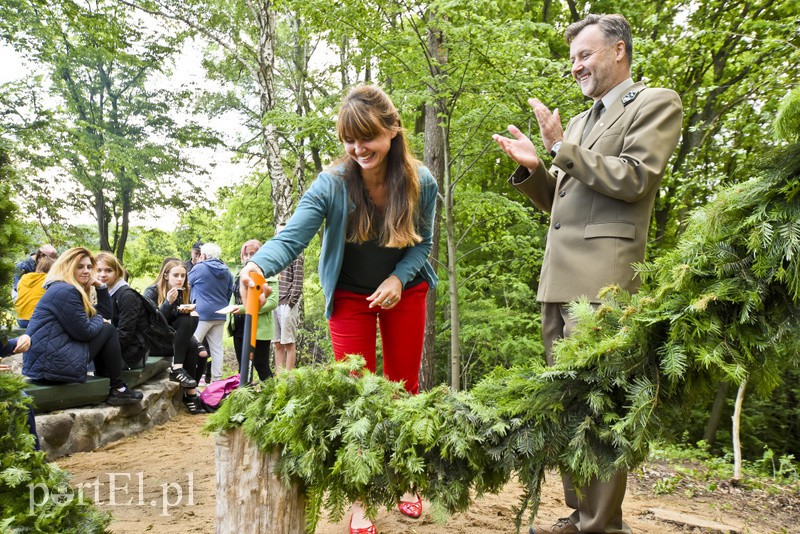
[0,144,26,339]
[206,357,515,532]
[0,371,111,532]
[776,86,800,144]
[437,190,547,386]
[122,228,181,284]
[1,0,215,257]
[650,441,800,487]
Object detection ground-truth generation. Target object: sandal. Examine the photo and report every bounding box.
[183,393,205,415]
[349,515,377,534]
[398,493,422,519]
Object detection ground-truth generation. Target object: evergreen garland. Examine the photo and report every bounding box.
[207,91,800,533]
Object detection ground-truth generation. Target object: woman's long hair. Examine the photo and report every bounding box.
[45,246,97,316]
[336,85,421,248]
[155,259,190,306]
[95,252,126,287]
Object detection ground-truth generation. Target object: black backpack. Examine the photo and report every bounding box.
[136,292,175,356]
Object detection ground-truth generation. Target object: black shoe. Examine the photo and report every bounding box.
[183,393,206,415]
[106,388,142,406]
[169,367,198,388]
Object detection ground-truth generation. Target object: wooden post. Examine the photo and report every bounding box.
[215,427,306,533]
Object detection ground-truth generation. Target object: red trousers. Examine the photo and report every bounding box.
[328,282,428,395]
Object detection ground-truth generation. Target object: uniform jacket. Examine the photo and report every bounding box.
[510,81,683,303]
[23,281,112,383]
[251,164,439,319]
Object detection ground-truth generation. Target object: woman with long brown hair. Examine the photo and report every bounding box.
[22,247,142,405]
[144,259,206,414]
[239,85,438,533]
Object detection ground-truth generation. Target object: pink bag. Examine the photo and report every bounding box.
[199,374,240,412]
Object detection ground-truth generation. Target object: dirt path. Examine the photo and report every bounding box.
[54,413,786,533]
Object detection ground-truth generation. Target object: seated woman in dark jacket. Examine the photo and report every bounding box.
[95,252,149,370]
[144,258,205,414]
[22,247,143,406]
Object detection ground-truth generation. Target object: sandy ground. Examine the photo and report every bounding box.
[54,412,795,533]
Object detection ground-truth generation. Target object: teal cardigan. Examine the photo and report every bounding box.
[250,164,439,319]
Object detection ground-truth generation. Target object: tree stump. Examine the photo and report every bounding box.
[215,427,306,533]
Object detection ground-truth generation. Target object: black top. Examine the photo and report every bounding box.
[337,238,424,294]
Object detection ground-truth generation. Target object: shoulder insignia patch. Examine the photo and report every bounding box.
[621,88,644,106]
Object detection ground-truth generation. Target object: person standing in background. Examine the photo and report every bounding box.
[228,239,278,382]
[13,244,57,300]
[188,243,234,383]
[184,241,204,274]
[15,255,54,327]
[272,223,303,373]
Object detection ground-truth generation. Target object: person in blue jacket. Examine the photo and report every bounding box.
[22,247,143,406]
[239,84,438,534]
[188,242,234,383]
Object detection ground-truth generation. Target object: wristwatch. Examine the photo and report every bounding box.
[549,141,563,158]
[96,283,108,290]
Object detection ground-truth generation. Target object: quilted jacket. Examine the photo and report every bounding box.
[22,281,112,383]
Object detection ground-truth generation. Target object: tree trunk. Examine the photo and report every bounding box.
[251,0,291,224]
[443,137,461,392]
[94,187,112,252]
[703,380,730,447]
[419,14,447,392]
[732,378,747,481]
[215,427,306,533]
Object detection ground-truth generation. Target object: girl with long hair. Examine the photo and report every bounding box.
[144,259,205,414]
[22,247,143,405]
[239,85,438,534]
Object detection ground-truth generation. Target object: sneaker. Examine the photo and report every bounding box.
[198,377,207,387]
[183,393,206,415]
[106,388,142,406]
[169,367,197,388]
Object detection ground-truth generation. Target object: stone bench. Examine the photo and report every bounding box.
[36,377,184,459]
[25,355,172,413]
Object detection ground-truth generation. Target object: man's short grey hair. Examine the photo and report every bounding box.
[565,13,633,65]
[200,242,222,260]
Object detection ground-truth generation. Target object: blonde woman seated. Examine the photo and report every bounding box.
[22,247,143,405]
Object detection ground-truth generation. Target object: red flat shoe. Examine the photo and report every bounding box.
[349,514,377,534]
[398,494,422,519]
